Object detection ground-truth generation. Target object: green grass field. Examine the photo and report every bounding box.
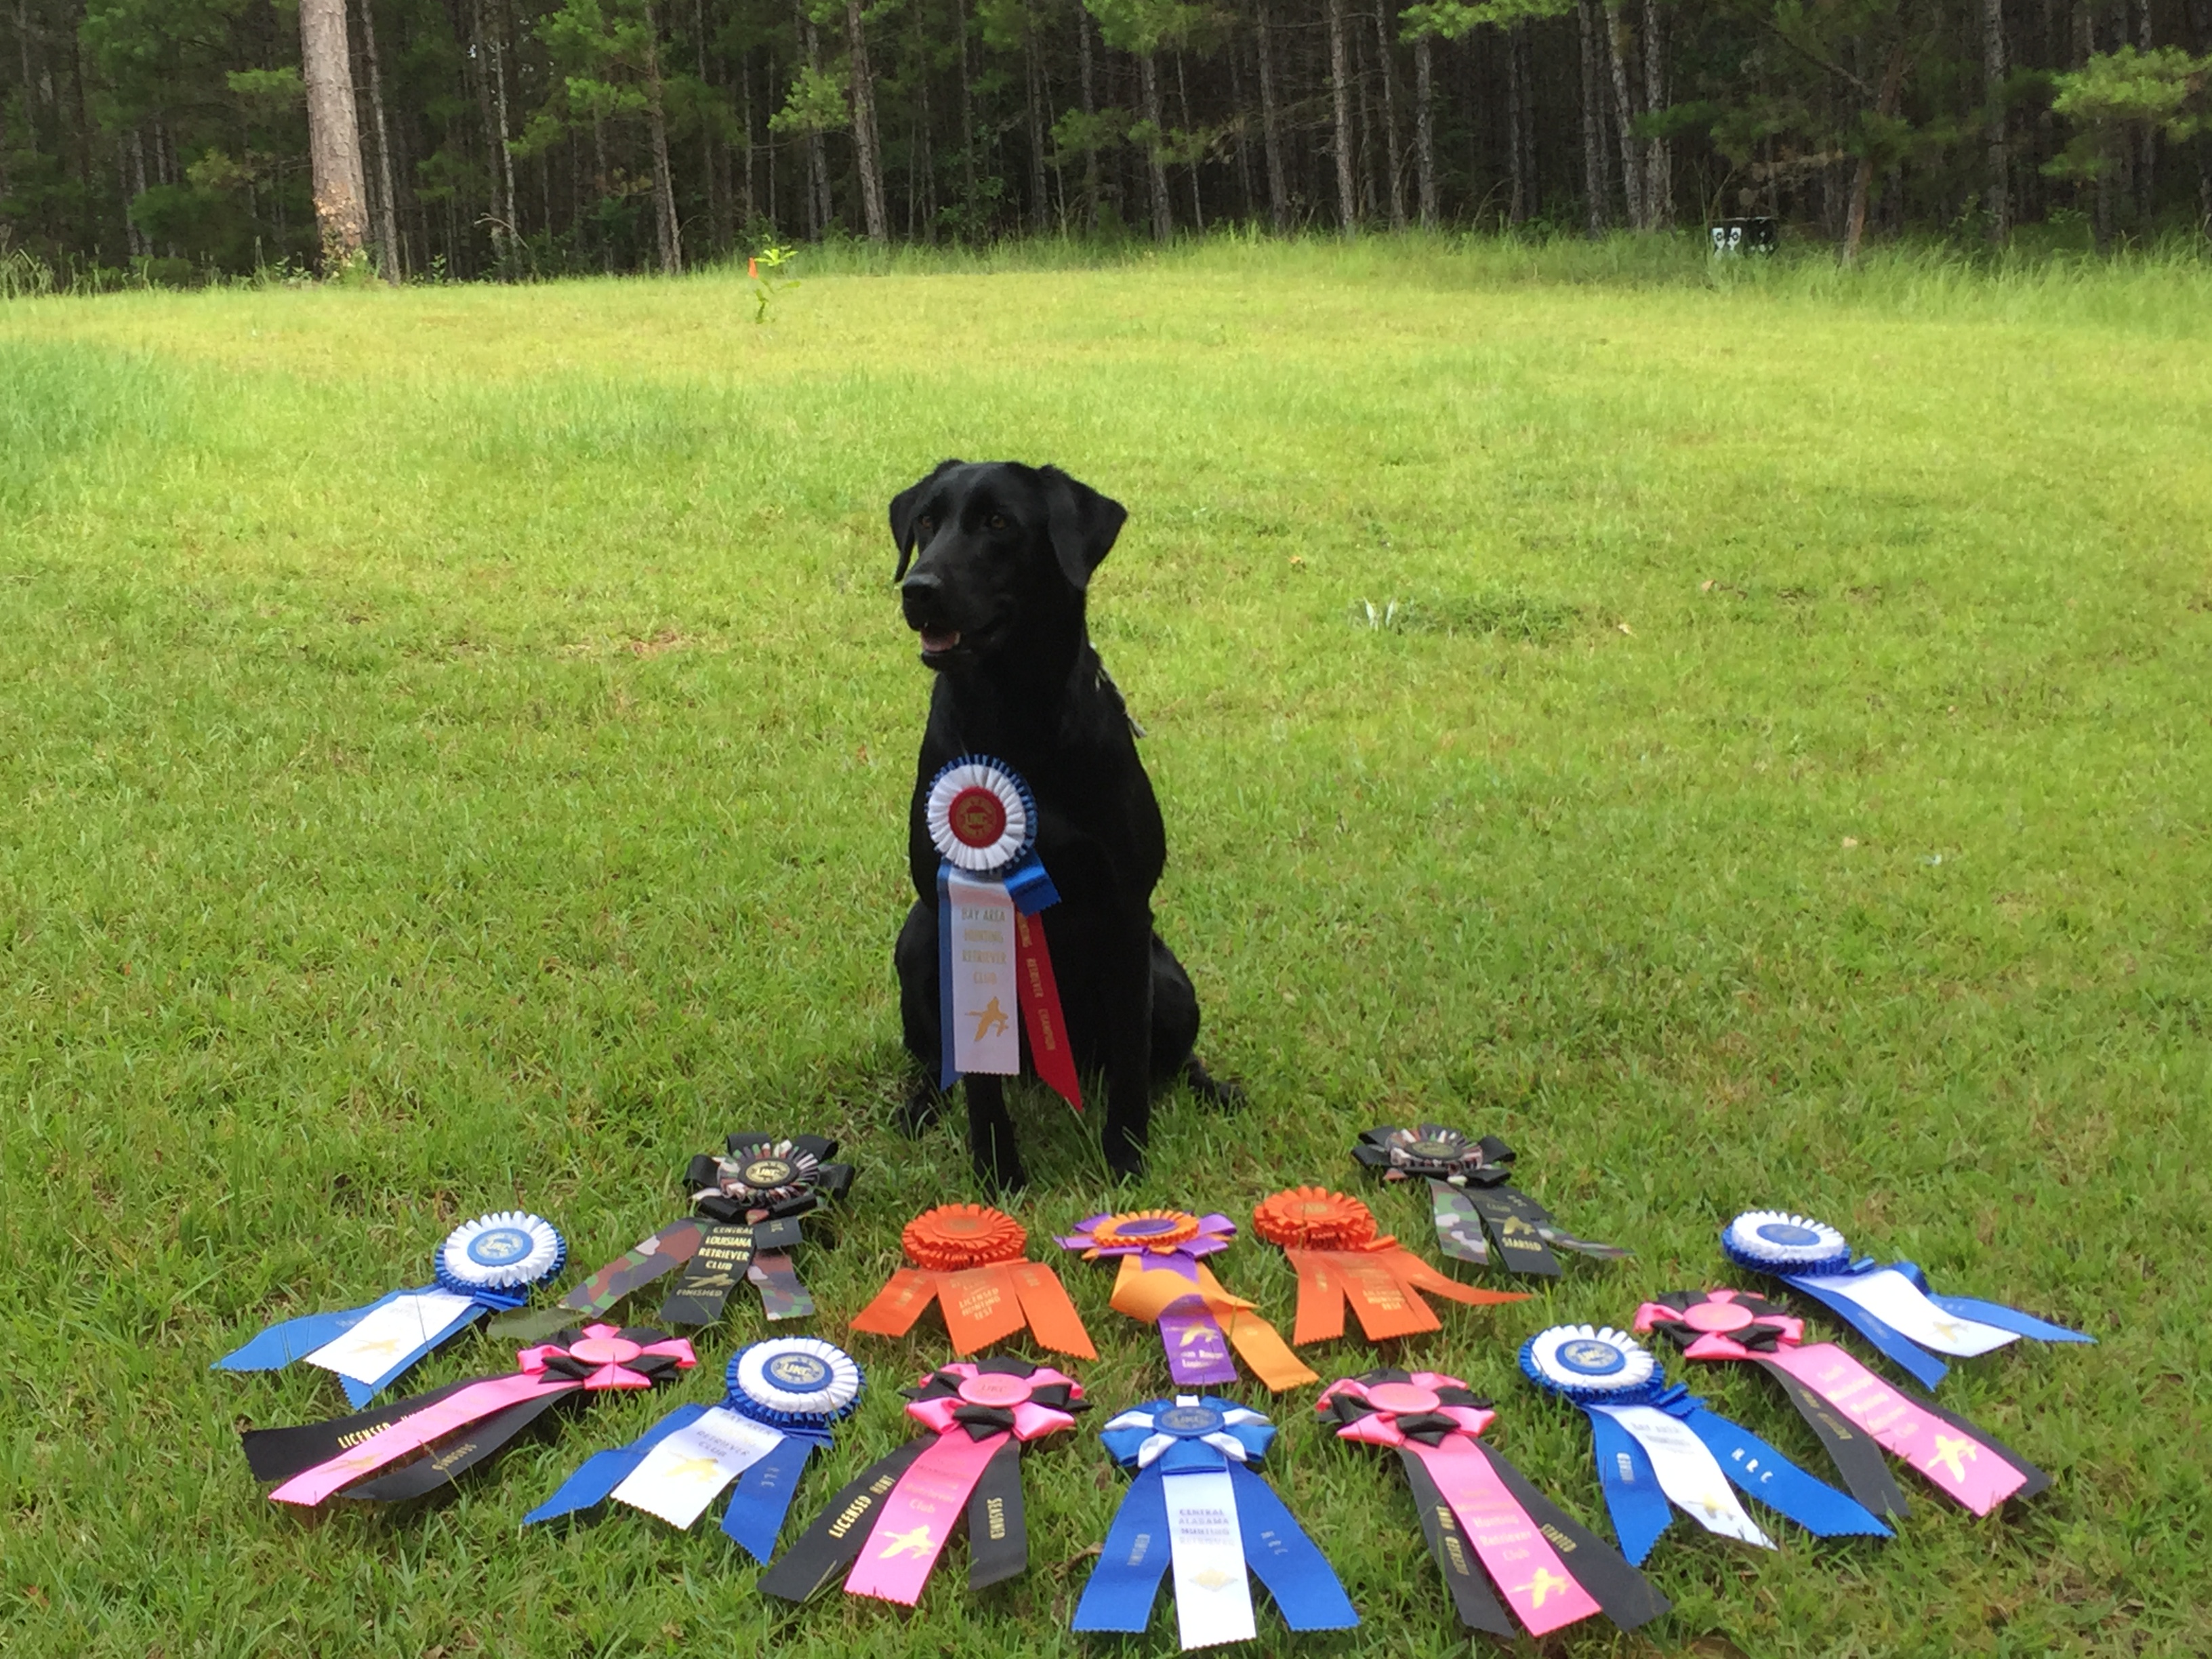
[3,239,2209,1658]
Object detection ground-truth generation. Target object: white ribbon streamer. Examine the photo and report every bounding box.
[1589,1404,1774,1551]
[613,1406,788,1528]
[1163,1468,1256,1650]
[1790,1267,2019,1357]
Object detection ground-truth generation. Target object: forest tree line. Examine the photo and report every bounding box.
[2,0,2210,285]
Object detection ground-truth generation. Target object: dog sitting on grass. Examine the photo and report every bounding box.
[888,459,1239,1189]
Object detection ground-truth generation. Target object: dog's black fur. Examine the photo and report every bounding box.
[889,459,1237,1189]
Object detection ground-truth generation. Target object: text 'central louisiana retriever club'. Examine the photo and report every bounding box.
[888,460,1238,1187]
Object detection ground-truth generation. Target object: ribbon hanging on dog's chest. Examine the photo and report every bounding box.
[928,756,1081,1113]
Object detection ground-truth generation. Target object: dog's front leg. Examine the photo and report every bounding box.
[963,1074,1028,1193]
[1101,923,1155,1180]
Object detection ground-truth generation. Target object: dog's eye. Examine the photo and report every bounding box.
[917,514,935,535]
[987,513,1007,531]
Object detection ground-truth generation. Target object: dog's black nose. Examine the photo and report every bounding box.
[901,572,942,628]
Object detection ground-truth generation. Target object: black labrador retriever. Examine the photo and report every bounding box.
[889,459,1237,1188]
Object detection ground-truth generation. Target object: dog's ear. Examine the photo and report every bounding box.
[1040,466,1127,592]
[889,459,963,581]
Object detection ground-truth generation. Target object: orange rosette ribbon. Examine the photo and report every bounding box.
[1252,1187,1528,1345]
[848,1204,1097,1359]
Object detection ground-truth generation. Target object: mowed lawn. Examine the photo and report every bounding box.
[3,242,2209,1658]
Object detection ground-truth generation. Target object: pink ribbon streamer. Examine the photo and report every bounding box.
[842,1428,1012,1604]
[1765,1344,2026,1515]
[269,1374,571,1506]
[1407,1439,1601,1637]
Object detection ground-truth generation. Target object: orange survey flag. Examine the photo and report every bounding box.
[1250,1187,1528,1345]
[848,1204,1096,1360]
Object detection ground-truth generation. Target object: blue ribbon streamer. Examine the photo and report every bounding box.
[1674,1401,1891,1542]
[1000,851,1060,915]
[720,1430,827,1562]
[1584,1406,1675,1567]
[1071,1463,1174,1634]
[935,863,959,1090]
[1887,1262,2093,1345]
[1227,1462,1360,1631]
[522,1403,709,1525]
[1778,1269,1952,1390]
[215,1284,504,1408]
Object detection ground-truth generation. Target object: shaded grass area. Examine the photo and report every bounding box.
[1,241,2208,1657]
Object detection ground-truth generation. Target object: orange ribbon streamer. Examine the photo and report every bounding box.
[1252,1187,1528,1345]
[848,1204,1097,1360]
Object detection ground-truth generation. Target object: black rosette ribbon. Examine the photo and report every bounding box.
[656,1132,855,1326]
[1351,1124,1631,1277]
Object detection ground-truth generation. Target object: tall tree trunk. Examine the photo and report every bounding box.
[1414,33,1436,226]
[643,1,681,270]
[847,0,888,242]
[466,0,506,254]
[1602,0,1642,226]
[798,0,830,237]
[1139,52,1172,240]
[1175,51,1203,232]
[1578,0,1607,231]
[1328,0,1356,232]
[126,127,148,257]
[1984,0,2008,239]
[1255,0,1289,230]
[300,0,369,268]
[739,47,756,228]
[1078,5,1101,230]
[1025,5,1049,232]
[1229,45,1256,219]
[491,9,517,239]
[1639,0,1668,226]
[1374,1,1406,228]
[359,0,403,279]
[697,0,726,258]
[1507,20,1528,224]
[2135,0,2155,220]
[1353,12,1374,220]
[2188,0,2212,232]
[955,0,977,229]
[1841,45,1906,262]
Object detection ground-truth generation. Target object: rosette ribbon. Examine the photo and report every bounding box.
[1720,1210,2092,1391]
[1519,1324,1891,1564]
[493,1132,857,1343]
[1073,1395,1359,1648]
[524,1336,863,1557]
[1249,1188,1527,1346]
[1637,1288,2051,1519]
[759,1358,1086,1606]
[848,1204,1097,1359]
[926,754,1082,1113]
[1351,1125,1631,1277]
[241,1323,696,1507]
[1057,1210,1315,1393]
[1318,1369,1668,1639]
[215,1211,567,1408]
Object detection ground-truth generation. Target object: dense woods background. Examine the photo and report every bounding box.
[2,0,2209,285]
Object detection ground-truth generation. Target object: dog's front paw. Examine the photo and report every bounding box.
[1103,1128,1147,1183]
[1183,1056,1246,1113]
[899,1078,947,1136]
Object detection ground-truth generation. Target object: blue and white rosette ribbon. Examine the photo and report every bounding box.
[1519,1324,1891,1565]
[523,1336,863,1558]
[1073,1395,1359,1648]
[927,754,1081,1110]
[213,1210,567,1408]
[1721,1210,2093,1391]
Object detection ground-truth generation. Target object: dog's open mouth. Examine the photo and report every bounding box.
[918,626,962,657]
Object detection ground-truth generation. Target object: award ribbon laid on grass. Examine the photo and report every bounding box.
[759,1359,1086,1607]
[926,755,1081,1111]
[1249,1187,1526,1345]
[493,1132,857,1343]
[215,1211,568,1408]
[1351,1124,1631,1276]
[1318,1368,1668,1640]
[848,1204,1096,1359]
[1637,1288,2051,1518]
[1519,1323,1891,1563]
[1057,1210,1314,1392]
[241,1323,696,1507]
[1720,1210,2091,1390]
[1073,1395,1358,1649]
[524,1336,863,1557]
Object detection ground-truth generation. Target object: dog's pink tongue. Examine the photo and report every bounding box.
[921,628,960,653]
